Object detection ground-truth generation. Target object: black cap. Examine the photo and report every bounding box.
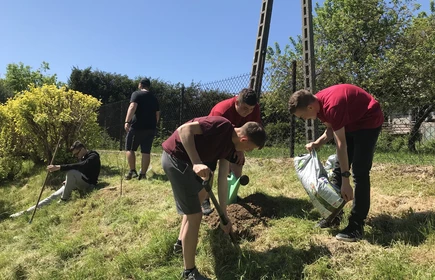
[70,140,85,151]
[140,78,151,87]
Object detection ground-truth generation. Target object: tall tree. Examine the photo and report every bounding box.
[4,62,60,94]
[68,67,137,104]
[0,79,13,103]
[313,0,415,90]
[376,2,435,151]
[266,0,433,151]
[265,39,304,125]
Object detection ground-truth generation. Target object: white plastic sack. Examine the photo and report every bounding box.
[294,150,344,218]
[324,154,339,185]
[324,154,338,176]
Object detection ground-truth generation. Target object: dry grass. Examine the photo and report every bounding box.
[0,151,434,279]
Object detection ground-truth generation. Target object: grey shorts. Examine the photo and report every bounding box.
[161,151,204,215]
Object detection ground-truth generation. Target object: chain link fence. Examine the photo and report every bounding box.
[97,67,435,164]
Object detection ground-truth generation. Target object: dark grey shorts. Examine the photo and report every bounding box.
[161,151,204,215]
[125,128,156,153]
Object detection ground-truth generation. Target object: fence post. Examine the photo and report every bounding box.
[119,101,124,151]
[290,60,297,158]
[179,84,185,126]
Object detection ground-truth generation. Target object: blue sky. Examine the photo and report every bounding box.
[0,0,431,85]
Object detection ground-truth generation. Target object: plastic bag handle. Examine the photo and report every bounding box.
[310,149,318,159]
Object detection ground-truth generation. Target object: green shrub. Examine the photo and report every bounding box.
[0,85,103,180]
[264,121,308,147]
[377,132,408,152]
[265,122,291,147]
[153,117,171,148]
[0,105,23,180]
[419,139,435,153]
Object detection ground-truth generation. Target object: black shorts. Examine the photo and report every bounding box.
[125,128,156,153]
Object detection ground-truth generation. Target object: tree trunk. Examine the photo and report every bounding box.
[408,105,434,153]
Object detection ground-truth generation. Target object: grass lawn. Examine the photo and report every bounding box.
[0,148,434,279]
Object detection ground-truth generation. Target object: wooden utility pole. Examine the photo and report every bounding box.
[250,0,274,98]
[301,0,318,141]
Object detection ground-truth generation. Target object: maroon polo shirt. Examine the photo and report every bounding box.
[209,96,261,127]
[162,116,236,164]
[316,84,384,132]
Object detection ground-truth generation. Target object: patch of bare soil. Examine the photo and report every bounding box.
[202,193,278,241]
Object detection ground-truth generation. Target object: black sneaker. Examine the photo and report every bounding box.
[201,198,214,216]
[138,169,146,180]
[125,170,138,180]
[183,268,210,280]
[173,242,182,254]
[315,211,343,228]
[336,222,364,242]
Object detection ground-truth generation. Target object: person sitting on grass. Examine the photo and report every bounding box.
[161,116,266,280]
[289,84,383,242]
[10,140,101,218]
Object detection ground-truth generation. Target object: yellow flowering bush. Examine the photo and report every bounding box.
[0,85,102,179]
[0,105,22,179]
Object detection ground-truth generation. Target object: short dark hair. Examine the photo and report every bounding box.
[241,122,266,149]
[70,140,85,151]
[288,89,316,114]
[237,88,258,106]
[140,78,151,88]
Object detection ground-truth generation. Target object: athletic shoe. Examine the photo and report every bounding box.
[9,211,25,218]
[173,242,182,254]
[125,170,138,180]
[336,221,364,242]
[201,199,214,216]
[183,268,211,280]
[138,169,146,180]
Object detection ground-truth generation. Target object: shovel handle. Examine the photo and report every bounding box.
[325,201,347,224]
[202,176,240,251]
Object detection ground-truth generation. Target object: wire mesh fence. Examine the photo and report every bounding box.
[97,67,435,164]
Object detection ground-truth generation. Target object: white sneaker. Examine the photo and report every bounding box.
[9,211,25,218]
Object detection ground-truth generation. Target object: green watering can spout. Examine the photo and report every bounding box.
[227,172,250,204]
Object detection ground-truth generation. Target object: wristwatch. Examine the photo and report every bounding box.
[341,171,351,178]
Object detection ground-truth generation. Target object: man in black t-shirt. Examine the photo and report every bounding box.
[10,140,101,218]
[124,78,160,180]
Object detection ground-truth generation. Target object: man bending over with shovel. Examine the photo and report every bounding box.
[201,88,262,215]
[161,116,266,280]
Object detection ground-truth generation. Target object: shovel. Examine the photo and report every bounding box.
[202,176,241,252]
